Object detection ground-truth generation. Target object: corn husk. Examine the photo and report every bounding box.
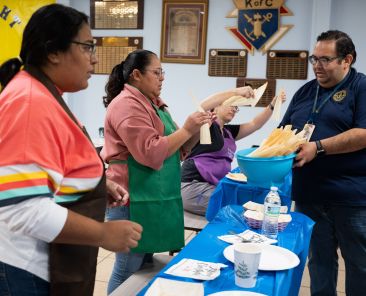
[191,91,211,144]
[248,125,307,157]
[222,82,268,108]
[271,88,285,122]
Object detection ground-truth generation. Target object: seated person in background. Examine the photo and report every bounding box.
[181,94,285,216]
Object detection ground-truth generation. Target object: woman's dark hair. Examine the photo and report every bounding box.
[0,4,88,92]
[317,30,357,65]
[103,49,157,107]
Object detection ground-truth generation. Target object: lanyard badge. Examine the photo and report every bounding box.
[303,123,315,142]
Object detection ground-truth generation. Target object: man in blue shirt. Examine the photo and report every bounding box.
[280,30,366,296]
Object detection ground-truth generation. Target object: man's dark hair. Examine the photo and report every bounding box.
[317,30,357,65]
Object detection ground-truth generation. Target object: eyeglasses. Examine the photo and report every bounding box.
[229,106,239,113]
[71,40,97,56]
[308,55,341,66]
[145,68,165,78]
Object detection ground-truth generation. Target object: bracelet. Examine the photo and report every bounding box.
[268,103,274,111]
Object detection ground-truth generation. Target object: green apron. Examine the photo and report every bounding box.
[120,103,184,253]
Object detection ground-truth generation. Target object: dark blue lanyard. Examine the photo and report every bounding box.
[308,70,350,124]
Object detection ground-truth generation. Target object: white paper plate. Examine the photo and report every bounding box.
[145,278,204,296]
[226,173,247,182]
[223,244,300,271]
[208,291,267,296]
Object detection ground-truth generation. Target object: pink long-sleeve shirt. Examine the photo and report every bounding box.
[101,84,177,192]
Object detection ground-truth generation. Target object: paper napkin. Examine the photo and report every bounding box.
[218,229,277,245]
[164,258,227,281]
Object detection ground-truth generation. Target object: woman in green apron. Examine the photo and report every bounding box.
[101,50,214,293]
[101,49,256,294]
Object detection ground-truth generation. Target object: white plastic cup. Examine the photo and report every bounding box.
[234,243,262,288]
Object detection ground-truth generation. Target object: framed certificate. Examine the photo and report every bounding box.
[160,0,208,64]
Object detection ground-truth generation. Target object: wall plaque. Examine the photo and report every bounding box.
[208,49,247,77]
[267,50,308,80]
[93,37,143,75]
[91,0,144,29]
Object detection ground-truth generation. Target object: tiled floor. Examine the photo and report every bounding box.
[94,231,346,296]
[299,249,346,296]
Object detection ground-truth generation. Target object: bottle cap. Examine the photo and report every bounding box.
[270,186,278,191]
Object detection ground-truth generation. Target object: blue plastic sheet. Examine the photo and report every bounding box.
[138,205,314,296]
[206,169,292,221]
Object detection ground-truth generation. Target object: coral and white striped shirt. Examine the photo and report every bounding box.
[0,71,103,280]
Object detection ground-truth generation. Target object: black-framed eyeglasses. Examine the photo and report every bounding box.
[308,55,340,66]
[145,68,165,78]
[71,40,97,56]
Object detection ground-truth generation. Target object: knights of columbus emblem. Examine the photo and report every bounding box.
[227,0,293,54]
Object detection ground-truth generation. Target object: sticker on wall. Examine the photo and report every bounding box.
[226,0,293,55]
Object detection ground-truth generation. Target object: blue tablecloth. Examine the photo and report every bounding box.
[206,169,292,221]
[138,205,314,296]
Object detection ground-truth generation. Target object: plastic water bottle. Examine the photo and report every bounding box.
[262,186,281,239]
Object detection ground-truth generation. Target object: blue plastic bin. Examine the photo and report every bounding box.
[236,147,296,188]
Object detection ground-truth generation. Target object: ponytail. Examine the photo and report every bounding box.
[103,62,126,107]
[102,49,157,108]
[0,58,23,92]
